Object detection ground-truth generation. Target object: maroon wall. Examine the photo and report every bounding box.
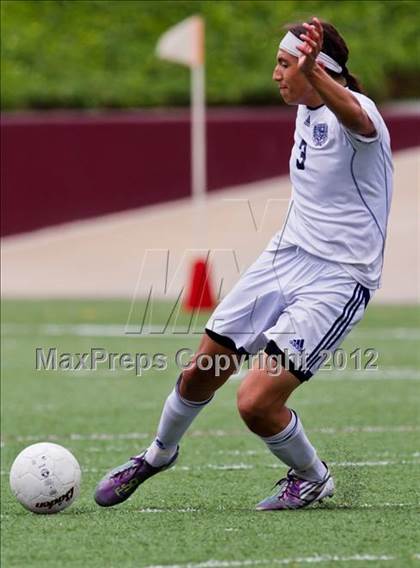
[1,108,419,236]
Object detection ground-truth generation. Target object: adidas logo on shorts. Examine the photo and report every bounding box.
[289,338,305,353]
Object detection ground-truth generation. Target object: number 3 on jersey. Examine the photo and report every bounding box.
[296,139,307,170]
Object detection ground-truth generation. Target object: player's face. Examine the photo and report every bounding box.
[273,50,314,105]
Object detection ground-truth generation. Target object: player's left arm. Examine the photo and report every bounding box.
[298,18,376,137]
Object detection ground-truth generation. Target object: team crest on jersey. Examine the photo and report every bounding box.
[313,123,328,146]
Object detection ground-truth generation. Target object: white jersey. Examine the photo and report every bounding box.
[268,90,393,289]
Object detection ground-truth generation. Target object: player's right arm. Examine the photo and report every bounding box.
[298,18,376,138]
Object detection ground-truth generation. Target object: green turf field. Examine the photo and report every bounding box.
[1,300,419,568]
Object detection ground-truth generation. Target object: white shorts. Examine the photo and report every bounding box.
[205,245,371,381]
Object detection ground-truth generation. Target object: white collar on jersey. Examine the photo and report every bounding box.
[279,31,342,74]
[306,103,325,111]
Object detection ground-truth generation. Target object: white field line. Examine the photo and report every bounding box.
[308,425,420,434]
[2,323,420,341]
[143,554,398,568]
[329,459,420,467]
[132,504,420,513]
[2,460,420,477]
[2,425,420,447]
[0,432,149,443]
[229,369,420,381]
[218,450,420,459]
[173,461,420,471]
[353,504,420,510]
[1,323,203,337]
[138,508,200,514]
[178,460,420,470]
[315,370,420,381]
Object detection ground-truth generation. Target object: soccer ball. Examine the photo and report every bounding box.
[9,442,81,514]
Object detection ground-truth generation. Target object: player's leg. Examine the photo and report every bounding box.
[94,332,241,507]
[240,249,372,510]
[144,331,244,468]
[237,357,333,510]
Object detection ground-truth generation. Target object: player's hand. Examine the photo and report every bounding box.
[297,17,323,75]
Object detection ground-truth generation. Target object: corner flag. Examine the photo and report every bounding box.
[156,15,204,68]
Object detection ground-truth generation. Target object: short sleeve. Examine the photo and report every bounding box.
[343,93,383,145]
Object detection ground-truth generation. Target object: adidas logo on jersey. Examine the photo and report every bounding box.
[289,338,305,353]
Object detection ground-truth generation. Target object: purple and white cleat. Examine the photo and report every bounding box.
[256,464,334,511]
[94,448,179,507]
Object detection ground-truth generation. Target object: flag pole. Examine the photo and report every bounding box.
[191,18,206,207]
[156,16,214,310]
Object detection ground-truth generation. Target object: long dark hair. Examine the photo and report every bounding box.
[286,20,364,93]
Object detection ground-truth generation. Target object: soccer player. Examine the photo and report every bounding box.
[95,18,393,510]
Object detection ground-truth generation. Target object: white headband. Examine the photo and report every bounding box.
[279,31,342,74]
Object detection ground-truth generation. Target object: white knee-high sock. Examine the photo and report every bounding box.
[260,409,327,481]
[145,376,213,467]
